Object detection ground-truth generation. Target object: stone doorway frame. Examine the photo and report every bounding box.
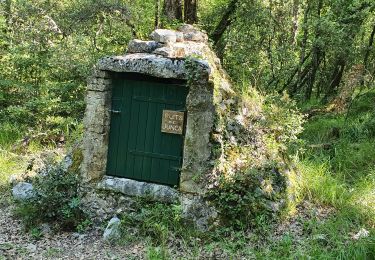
[80,53,215,195]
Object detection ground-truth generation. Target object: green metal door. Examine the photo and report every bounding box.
[106,74,188,186]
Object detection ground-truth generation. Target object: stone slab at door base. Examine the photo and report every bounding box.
[98,176,179,203]
[96,176,218,231]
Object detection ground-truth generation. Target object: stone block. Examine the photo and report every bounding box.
[153,46,186,58]
[83,91,111,133]
[98,53,187,79]
[91,68,111,79]
[176,31,184,42]
[127,39,159,53]
[183,31,208,42]
[98,176,179,203]
[12,182,36,201]
[103,216,121,241]
[81,132,109,182]
[150,29,177,43]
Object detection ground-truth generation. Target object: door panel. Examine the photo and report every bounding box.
[107,76,187,186]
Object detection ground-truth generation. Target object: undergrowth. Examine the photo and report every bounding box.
[118,91,375,259]
[14,165,88,232]
[1,88,374,258]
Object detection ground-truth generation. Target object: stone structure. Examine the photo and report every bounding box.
[80,25,298,230]
[81,25,232,192]
[80,25,232,230]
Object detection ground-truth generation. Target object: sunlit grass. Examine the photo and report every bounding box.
[0,150,26,200]
[0,122,25,149]
[298,160,349,207]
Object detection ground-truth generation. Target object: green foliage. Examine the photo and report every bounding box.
[30,227,43,240]
[200,0,375,101]
[0,150,26,196]
[0,0,156,144]
[208,88,304,228]
[120,199,198,246]
[76,219,93,233]
[146,246,169,260]
[208,167,286,229]
[14,165,87,231]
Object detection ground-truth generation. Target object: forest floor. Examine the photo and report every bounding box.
[0,193,335,259]
[1,93,375,259]
[0,200,145,259]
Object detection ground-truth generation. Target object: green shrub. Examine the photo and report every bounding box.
[14,165,87,231]
[120,199,198,246]
[208,166,287,229]
[208,88,304,229]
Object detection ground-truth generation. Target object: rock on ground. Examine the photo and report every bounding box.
[12,182,35,201]
[0,203,146,259]
[103,216,121,242]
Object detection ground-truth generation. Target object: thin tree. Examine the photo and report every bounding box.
[184,0,198,24]
[162,0,183,23]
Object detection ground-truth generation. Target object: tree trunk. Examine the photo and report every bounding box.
[296,4,309,87]
[290,0,300,45]
[323,58,346,101]
[155,0,160,28]
[362,21,375,85]
[184,0,198,24]
[211,0,238,45]
[305,0,323,100]
[4,0,12,31]
[162,0,182,23]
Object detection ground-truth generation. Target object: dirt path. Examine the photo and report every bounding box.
[0,193,335,260]
[0,203,145,260]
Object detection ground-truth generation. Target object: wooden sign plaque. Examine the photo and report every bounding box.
[161,110,185,135]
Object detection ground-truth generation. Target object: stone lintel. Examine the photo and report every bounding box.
[97,53,188,79]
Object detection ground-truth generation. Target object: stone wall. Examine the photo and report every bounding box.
[81,25,232,195]
[80,25,299,230]
[79,25,234,230]
[81,70,112,183]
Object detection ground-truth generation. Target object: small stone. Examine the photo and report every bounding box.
[150,29,177,43]
[98,176,179,203]
[103,216,121,241]
[12,182,36,201]
[40,223,52,236]
[180,196,218,231]
[127,39,159,53]
[25,243,37,253]
[183,31,208,42]
[176,31,184,42]
[72,232,87,240]
[8,174,21,186]
[352,228,369,240]
[178,24,208,42]
[153,46,186,58]
[60,154,73,172]
[178,24,196,33]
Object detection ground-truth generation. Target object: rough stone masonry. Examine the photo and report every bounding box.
[80,25,234,230]
[80,25,297,230]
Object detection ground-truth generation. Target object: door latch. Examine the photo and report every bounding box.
[109,109,121,114]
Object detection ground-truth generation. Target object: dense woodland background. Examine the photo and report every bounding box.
[0,0,375,258]
[0,0,374,142]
